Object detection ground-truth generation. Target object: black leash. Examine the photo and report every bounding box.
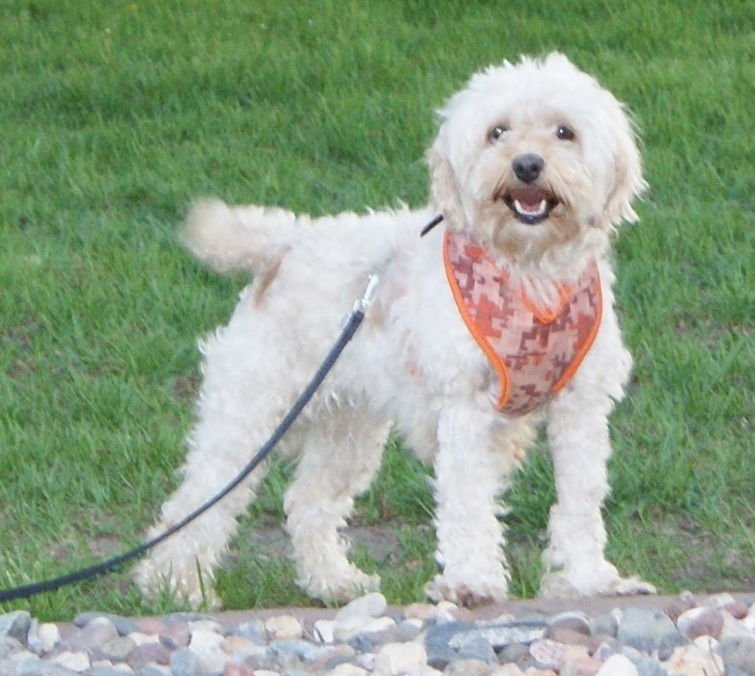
[0,275,379,603]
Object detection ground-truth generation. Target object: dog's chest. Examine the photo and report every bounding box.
[442,232,602,415]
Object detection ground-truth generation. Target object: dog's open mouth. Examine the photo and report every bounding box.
[501,187,559,225]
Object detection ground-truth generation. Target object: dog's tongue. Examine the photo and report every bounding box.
[509,187,548,211]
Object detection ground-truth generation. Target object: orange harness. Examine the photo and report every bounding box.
[443,232,602,415]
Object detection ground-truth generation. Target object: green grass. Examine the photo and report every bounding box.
[1,0,752,620]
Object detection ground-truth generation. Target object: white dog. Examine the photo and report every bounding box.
[136,53,656,608]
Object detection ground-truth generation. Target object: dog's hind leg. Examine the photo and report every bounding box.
[284,408,391,603]
[135,323,300,609]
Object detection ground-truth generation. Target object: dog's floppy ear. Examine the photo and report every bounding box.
[604,110,647,227]
[427,132,465,228]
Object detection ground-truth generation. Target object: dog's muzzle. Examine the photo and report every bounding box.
[500,185,559,225]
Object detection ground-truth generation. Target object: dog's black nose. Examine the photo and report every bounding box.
[512,153,544,183]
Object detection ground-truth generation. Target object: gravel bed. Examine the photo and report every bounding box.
[1,591,754,675]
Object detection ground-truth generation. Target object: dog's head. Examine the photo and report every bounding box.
[428,53,645,270]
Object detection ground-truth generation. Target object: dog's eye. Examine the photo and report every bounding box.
[556,124,576,141]
[488,124,509,141]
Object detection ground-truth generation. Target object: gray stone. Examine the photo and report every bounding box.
[90,667,135,676]
[135,666,170,676]
[0,611,32,644]
[334,593,387,623]
[424,621,499,669]
[547,611,591,636]
[267,638,334,664]
[0,636,24,659]
[12,656,78,675]
[617,608,687,653]
[72,612,140,637]
[227,619,267,645]
[718,635,755,675]
[128,642,172,669]
[64,617,119,654]
[629,655,668,676]
[591,610,620,638]
[169,646,205,676]
[475,620,548,647]
[443,657,491,675]
[497,641,530,664]
[100,636,136,662]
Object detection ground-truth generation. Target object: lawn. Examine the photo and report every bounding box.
[0,0,752,620]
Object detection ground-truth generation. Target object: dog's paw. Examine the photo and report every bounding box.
[134,558,221,610]
[424,573,508,607]
[299,567,381,604]
[539,569,656,599]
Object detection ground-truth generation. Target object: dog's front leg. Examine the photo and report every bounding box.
[425,399,522,606]
[541,389,656,597]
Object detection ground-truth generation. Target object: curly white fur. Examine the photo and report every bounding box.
[135,53,655,608]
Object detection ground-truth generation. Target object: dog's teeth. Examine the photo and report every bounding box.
[514,199,547,216]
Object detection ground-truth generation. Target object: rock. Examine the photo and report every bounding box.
[596,654,638,676]
[67,616,120,653]
[100,636,137,662]
[591,611,620,639]
[334,592,387,623]
[314,619,336,643]
[675,606,724,640]
[73,613,140,637]
[664,591,697,622]
[663,643,724,674]
[0,611,32,643]
[128,632,160,647]
[329,663,369,675]
[547,611,591,637]
[443,657,491,675]
[228,619,267,645]
[127,642,172,669]
[616,608,687,653]
[720,611,754,640]
[703,593,736,609]
[424,621,499,669]
[560,655,603,676]
[334,616,396,642]
[490,665,525,676]
[52,650,91,672]
[497,641,530,664]
[263,615,303,640]
[134,665,170,676]
[169,647,205,676]
[723,601,750,620]
[373,641,428,674]
[221,664,252,676]
[0,636,23,660]
[718,635,755,675]
[397,619,422,641]
[266,638,332,664]
[404,603,437,621]
[29,622,61,654]
[548,628,593,648]
[628,656,667,676]
[221,634,265,661]
[12,656,79,675]
[90,663,137,676]
[188,628,226,672]
[529,639,567,670]
[157,619,190,649]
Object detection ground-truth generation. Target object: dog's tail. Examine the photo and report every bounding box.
[181,199,297,273]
